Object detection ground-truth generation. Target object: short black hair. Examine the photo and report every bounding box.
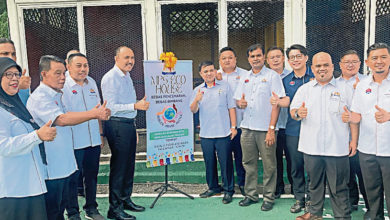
[266,46,284,57]
[247,44,264,57]
[340,50,359,60]
[68,53,87,64]
[39,55,65,79]
[198,61,214,72]
[367,43,390,57]
[286,44,308,59]
[0,38,14,46]
[219,47,236,57]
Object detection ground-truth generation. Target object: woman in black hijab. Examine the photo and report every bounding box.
[0,57,56,220]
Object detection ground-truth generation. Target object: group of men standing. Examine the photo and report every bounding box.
[192,42,390,220]
[0,39,148,220]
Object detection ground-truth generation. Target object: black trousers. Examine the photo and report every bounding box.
[359,152,390,220]
[286,135,310,202]
[66,146,101,216]
[276,129,292,192]
[348,152,369,209]
[45,176,71,220]
[105,119,137,210]
[230,129,245,186]
[0,194,47,220]
[201,136,234,194]
[304,154,351,219]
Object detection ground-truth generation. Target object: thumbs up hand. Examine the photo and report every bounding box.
[36,120,57,141]
[18,69,31,90]
[297,102,307,118]
[353,76,360,90]
[135,96,150,111]
[375,105,390,123]
[237,93,248,109]
[195,89,204,103]
[270,91,279,106]
[342,106,351,123]
[93,100,111,120]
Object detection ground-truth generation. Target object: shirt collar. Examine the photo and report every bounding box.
[312,77,336,87]
[203,81,218,88]
[292,66,311,80]
[367,72,390,85]
[250,66,267,77]
[113,65,129,78]
[40,82,63,97]
[67,75,89,88]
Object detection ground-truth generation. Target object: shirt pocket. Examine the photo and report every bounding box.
[328,96,342,114]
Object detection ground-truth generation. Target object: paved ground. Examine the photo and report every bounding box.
[76,195,372,220]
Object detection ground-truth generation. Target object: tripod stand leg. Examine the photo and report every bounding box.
[150,185,168,209]
[167,184,194,199]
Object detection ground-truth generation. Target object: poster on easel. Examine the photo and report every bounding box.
[144,55,194,168]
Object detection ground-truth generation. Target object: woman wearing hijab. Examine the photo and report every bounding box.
[0,57,57,220]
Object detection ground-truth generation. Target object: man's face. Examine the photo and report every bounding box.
[339,54,361,78]
[219,50,237,72]
[67,56,89,83]
[200,65,216,84]
[365,48,390,75]
[1,67,20,95]
[42,61,66,91]
[266,49,285,72]
[115,47,135,73]
[248,48,265,70]
[311,53,334,84]
[0,43,16,61]
[288,49,308,71]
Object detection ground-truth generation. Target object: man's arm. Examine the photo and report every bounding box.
[349,122,359,156]
[54,101,110,126]
[265,105,279,146]
[228,107,237,140]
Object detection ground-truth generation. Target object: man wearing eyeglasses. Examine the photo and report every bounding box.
[266,46,293,199]
[337,50,369,219]
[282,44,314,214]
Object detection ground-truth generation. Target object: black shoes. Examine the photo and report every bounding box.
[261,201,274,211]
[239,197,258,206]
[222,193,233,204]
[199,189,222,198]
[274,188,285,199]
[239,185,245,196]
[123,199,145,212]
[290,200,305,213]
[107,209,136,220]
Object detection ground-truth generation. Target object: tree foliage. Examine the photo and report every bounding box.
[0,11,9,38]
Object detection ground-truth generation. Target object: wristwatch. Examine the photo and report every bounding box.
[294,110,301,119]
[231,126,237,129]
[269,125,275,130]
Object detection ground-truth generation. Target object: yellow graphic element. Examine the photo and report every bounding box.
[160,52,178,71]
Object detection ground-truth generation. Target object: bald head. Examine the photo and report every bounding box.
[115,46,135,73]
[66,49,80,64]
[311,52,334,85]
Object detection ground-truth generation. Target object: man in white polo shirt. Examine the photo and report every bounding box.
[292,52,354,220]
[27,55,110,220]
[234,43,286,211]
[62,53,105,220]
[347,43,390,220]
[266,46,293,199]
[216,46,247,196]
